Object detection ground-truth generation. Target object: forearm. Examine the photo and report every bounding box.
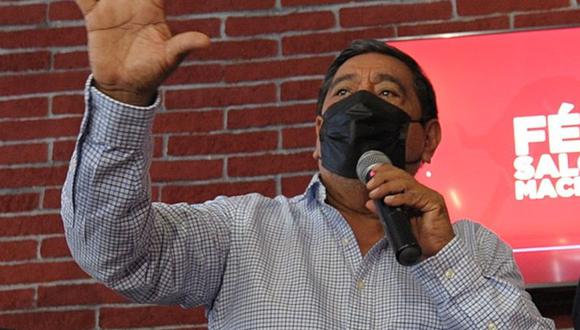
[61,77,158,292]
[61,78,231,307]
[411,224,555,329]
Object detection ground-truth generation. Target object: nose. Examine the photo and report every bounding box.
[356,74,380,97]
[358,80,374,94]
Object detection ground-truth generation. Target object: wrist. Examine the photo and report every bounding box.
[94,81,157,107]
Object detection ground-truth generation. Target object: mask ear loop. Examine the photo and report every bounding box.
[404,118,430,166]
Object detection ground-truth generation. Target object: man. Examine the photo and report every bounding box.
[62,0,554,328]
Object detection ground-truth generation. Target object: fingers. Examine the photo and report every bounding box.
[75,0,98,15]
[368,178,407,200]
[166,32,211,64]
[365,164,442,212]
[383,189,446,218]
[366,163,406,190]
[382,189,423,208]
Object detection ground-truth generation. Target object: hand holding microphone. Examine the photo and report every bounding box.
[357,150,455,265]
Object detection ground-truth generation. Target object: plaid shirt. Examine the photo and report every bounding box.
[61,78,554,329]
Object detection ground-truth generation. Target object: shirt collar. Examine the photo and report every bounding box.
[304,173,327,205]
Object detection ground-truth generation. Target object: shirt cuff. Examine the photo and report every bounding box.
[85,76,161,150]
[410,236,483,305]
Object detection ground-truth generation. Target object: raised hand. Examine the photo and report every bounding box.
[76,0,210,105]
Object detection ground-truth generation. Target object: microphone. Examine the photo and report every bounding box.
[356,150,422,266]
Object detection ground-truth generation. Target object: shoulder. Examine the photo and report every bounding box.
[452,220,520,277]
[452,219,506,248]
[200,192,304,223]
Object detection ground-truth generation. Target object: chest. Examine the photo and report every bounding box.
[210,223,442,329]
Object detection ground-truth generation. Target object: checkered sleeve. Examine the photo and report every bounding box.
[61,77,231,308]
[410,221,555,330]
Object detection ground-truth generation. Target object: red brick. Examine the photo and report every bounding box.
[0,97,48,118]
[162,180,276,203]
[0,261,89,285]
[0,117,81,141]
[0,71,88,96]
[0,26,86,49]
[0,51,51,72]
[0,310,95,330]
[169,18,221,37]
[226,11,334,36]
[52,94,85,114]
[228,103,316,129]
[150,160,223,182]
[399,16,510,37]
[457,0,569,16]
[49,0,83,21]
[165,64,224,85]
[282,27,395,55]
[515,9,580,27]
[0,214,63,237]
[38,283,128,307]
[0,192,40,213]
[54,51,89,70]
[0,240,37,261]
[43,188,62,209]
[228,152,316,177]
[168,131,278,156]
[0,289,35,310]
[151,185,161,201]
[0,166,68,189]
[282,175,313,196]
[41,236,71,258]
[53,140,76,162]
[166,0,275,15]
[153,136,163,158]
[0,4,46,25]
[282,0,349,6]
[340,2,452,28]
[190,39,278,61]
[282,126,316,149]
[165,84,276,110]
[224,56,332,82]
[281,79,322,101]
[153,110,223,133]
[0,143,48,165]
[100,305,206,328]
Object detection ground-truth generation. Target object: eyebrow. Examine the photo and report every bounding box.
[329,73,407,97]
[376,73,407,97]
[329,73,357,92]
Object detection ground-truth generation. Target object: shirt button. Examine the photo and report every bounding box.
[341,238,349,246]
[445,269,455,279]
[487,321,497,330]
[356,280,365,290]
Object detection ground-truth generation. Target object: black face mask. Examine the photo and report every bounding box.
[319,90,422,179]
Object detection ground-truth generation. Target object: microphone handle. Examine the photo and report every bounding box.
[373,199,422,266]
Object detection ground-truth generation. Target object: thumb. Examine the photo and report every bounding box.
[165,31,211,64]
[365,200,377,215]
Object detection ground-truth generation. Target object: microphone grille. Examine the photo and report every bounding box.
[356,150,391,183]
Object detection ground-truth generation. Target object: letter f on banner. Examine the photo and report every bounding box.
[514,115,547,156]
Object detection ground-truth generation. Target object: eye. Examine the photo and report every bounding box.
[379,90,398,98]
[334,88,350,97]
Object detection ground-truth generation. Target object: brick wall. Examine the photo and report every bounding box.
[1,0,579,329]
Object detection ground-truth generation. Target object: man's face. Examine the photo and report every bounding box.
[314,52,440,175]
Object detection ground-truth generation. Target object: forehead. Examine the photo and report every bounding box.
[333,52,415,84]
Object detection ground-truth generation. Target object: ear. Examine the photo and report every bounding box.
[421,119,441,163]
[313,115,323,160]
